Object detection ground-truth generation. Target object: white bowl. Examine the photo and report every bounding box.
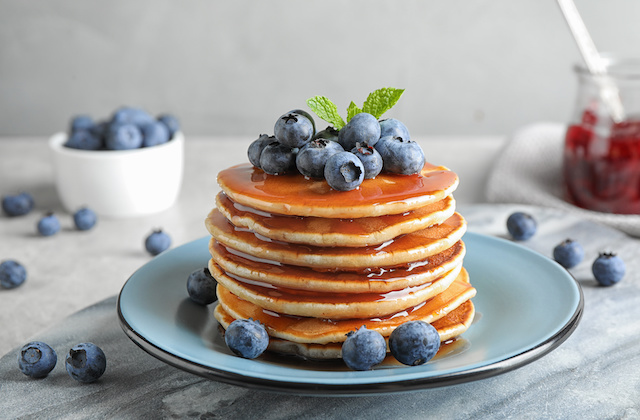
[49,132,184,218]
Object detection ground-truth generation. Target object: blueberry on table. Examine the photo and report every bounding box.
[156,114,180,138]
[65,129,103,150]
[259,142,297,175]
[0,259,27,289]
[140,121,170,147]
[553,239,584,269]
[225,318,269,359]
[506,212,537,241]
[248,134,274,169]
[73,207,97,231]
[374,135,425,175]
[296,138,344,179]
[65,342,106,383]
[324,151,365,191]
[37,212,60,237]
[341,326,386,371]
[592,253,625,286]
[105,123,143,150]
[274,112,315,148]
[145,229,171,256]
[338,112,381,150]
[389,320,440,366]
[351,143,383,179]
[379,118,410,141]
[2,192,34,217]
[187,267,218,305]
[18,341,57,378]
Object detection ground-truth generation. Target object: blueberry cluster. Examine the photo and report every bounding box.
[341,321,441,371]
[506,211,626,286]
[247,110,425,191]
[17,341,107,383]
[65,107,180,151]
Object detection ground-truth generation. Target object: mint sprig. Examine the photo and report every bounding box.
[362,87,405,119]
[307,87,404,130]
[306,96,346,130]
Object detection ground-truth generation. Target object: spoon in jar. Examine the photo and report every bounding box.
[556,0,625,123]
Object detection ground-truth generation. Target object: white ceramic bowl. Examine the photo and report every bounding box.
[49,132,184,218]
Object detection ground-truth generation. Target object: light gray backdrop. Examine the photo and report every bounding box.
[1,0,638,137]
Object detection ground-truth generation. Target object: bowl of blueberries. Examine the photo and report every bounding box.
[49,107,183,218]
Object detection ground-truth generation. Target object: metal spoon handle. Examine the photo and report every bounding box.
[556,0,625,122]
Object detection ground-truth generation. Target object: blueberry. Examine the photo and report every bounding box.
[592,253,625,286]
[18,341,57,378]
[0,259,27,289]
[187,267,217,305]
[274,112,314,148]
[324,152,365,191]
[341,326,386,371]
[506,212,537,241]
[351,143,383,179]
[374,135,425,175]
[37,212,60,237]
[313,126,339,143]
[2,192,34,217]
[247,134,274,168]
[338,113,381,150]
[553,239,584,269]
[140,121,170,147]
[73,207,97,231]
[89,120,108,141]
[110,106,155,128]
[145,229,171,256]
[224,318,269,359]
[70,115,94,133]
[65,342,106,383]
[157,114,180,138]
[288,109,316,135]
[296,138,344,178]
[379,118,410,140]
[105,123,143,150]
[259,141,297,175]
[65,129,103,150]
[389,321,440,366]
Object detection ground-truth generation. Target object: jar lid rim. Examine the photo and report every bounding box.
[574,55,640,79]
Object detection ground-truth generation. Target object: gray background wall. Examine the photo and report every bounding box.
[1,0,639,137]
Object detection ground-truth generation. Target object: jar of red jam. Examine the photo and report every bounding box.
[563,57,640,214]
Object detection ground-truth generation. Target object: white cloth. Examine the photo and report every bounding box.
[485,122,640,237]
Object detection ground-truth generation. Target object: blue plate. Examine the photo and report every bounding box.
[117,232,583,395]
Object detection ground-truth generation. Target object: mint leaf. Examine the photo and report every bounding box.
[362,87,405,119]
[306,96,346,130]
[346,101,362,122]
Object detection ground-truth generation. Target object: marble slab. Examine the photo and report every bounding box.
[1,204,639,419]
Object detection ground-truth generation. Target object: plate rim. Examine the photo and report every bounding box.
[117,232,584,395]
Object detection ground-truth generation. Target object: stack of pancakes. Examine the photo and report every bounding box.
[206,162,476,360]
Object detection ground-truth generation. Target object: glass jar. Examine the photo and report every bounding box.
[563,57,640,214]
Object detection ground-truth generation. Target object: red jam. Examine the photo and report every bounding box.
[563,111,640,214]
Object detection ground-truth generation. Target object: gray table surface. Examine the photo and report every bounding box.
[3,137,640,419]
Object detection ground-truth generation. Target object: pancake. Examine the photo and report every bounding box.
[216,192,456,247]
[210,261,462,319]
[266,302,475,360]
[214,268,476,345]
[208,239,466,294]
[217,163,459,219]
[206,210,467,270]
